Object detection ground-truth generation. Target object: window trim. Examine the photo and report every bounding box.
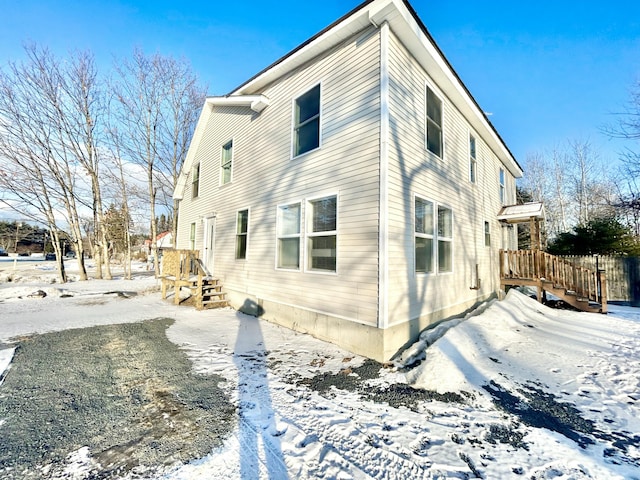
[499,167,506,205]
[220,139,233,185]
[305,193,338,275]
[276,201,302,271]
[469,133,477,184]
[235,208,249,260]
[414,194,454,275]
[191,163,200,199]
[292,83,322,159]
[425,83,444,159]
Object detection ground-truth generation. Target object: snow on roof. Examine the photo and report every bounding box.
[497,202,544,223]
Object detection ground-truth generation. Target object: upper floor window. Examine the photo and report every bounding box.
[294,84,321,157]
[415,196,453,274]
[236,209,249,260]
[499,168,506,204]
[191,163,200,199]
[469,135,477,183]
[426,86,443,158]
[307,195,337,272]
[277,203,301,270]
[221,140,233,185]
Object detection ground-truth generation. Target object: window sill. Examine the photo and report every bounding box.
[292,145,321,161]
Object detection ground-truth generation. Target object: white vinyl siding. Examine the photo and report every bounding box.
[175,25,381,326]
[386,29,515,327]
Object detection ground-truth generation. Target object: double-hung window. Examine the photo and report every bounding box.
[192,163,200,198]
[415,196,453,274]
[499,168,505,204]
[294,84,321,157]
[307,195,336,272]
[221,141,233,185]
[189,222,196,250]
[437,205,453,273]
[236,209,248,260]
[426,86,443,158]
[415,198,434,273]
[469,135,477,183]
[277,203,301,269]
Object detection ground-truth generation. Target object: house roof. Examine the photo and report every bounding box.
[175,0,522,199]
[497,202,545,223]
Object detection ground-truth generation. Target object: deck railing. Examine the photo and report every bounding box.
[500,249,607,305]
[160,249,207,306]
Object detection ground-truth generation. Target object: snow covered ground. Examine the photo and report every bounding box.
[1,258,639,479]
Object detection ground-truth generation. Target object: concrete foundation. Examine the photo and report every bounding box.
[226,289,495,362]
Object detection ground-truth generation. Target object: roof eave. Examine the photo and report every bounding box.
[228,0,522,178]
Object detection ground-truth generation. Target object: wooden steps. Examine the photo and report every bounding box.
[159,249,228,311]
[500,249,607,314]
[540,281,604,313]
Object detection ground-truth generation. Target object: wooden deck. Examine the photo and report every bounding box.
[160,249,227,310]
[500,249,607,313]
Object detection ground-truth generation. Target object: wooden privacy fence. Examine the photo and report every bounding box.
[559,255,640,304]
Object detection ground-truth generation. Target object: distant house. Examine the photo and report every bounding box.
[173,0,523,361]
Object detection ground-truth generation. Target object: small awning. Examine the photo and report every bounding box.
[497,202,544,224]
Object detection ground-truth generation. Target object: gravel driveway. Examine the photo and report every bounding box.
[0,318,235,479]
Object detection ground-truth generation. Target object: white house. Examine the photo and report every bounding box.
[173,0,522,361]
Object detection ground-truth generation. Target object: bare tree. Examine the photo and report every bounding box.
[111,49,204,276]
[0,45,98,281]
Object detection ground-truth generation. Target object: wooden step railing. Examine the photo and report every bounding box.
[500,249,607,313]
[160,249,226,310]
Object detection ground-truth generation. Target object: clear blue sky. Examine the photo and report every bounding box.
[1,0,639,167]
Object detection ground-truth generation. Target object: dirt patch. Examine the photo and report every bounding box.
[0,318,235,478]
[298,358,466,410]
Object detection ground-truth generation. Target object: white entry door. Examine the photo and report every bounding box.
[202,216,216,275]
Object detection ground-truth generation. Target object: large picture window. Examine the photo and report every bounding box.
[236,209,248,260]
[307,195,336,272]
[294,84,320,157]
[221,140,233,185]
[277,203,301,269]
[415,196,453,274]
[426,86,443,158]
